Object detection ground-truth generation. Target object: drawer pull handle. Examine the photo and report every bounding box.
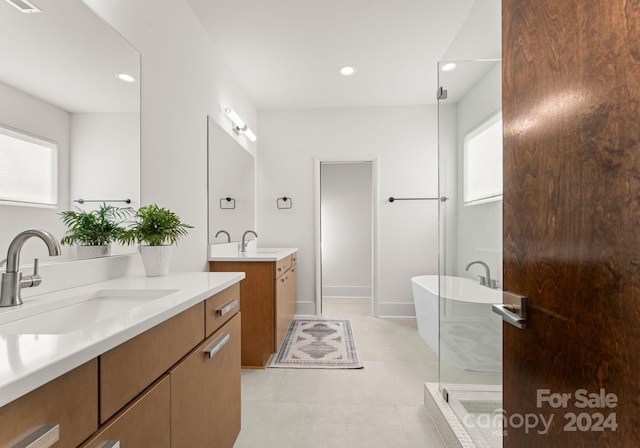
[101,442,121,448]
[204,332,230,358]
[216,299,238,316]
[12,424,59,448]
[278,266,284,271]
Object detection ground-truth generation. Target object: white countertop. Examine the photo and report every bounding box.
[209,245,297,262]
[0,271,245,407]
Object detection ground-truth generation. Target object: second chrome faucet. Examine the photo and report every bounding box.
[240,230,257,253]
[465,260,499,289]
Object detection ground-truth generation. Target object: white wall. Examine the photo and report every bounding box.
[320,162,372,299]
[0,80,71,263]
[455,63,502,284]
[70,113,140,209]
[208,117,256,243]
[83,0,257,272]
[442,0,501,61]
[258,106,439,316]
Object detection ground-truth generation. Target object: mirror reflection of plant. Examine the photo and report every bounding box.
[121,204,193,246]
[60,203,134,246]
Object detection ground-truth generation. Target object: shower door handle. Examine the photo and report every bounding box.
[492,291,527,329]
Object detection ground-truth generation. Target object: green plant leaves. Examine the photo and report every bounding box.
[59,203,133,246]
[120,204,193,246]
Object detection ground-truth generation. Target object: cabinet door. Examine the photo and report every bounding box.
[275,266,297,352]
[80,375,170,448]
[170,313,241,448]
[0,360,97,448]
[288,263,298,318]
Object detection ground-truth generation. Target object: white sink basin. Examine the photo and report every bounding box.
[0,289,177,335]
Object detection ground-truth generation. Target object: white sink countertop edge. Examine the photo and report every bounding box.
[0,271,245,407]
[209,246,297,262]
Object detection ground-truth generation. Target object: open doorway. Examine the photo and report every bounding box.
[316,161,375,316]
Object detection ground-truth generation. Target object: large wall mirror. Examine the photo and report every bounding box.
[0,0,140,263]
[207,117,255,245]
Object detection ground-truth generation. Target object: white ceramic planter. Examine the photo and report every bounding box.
[77,245,111,259]
[140,245,173,277]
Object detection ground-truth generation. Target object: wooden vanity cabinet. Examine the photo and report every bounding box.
[210,252,297,368]
[94,284,241,448]
[0,360,98,448]
[0,281,243,448]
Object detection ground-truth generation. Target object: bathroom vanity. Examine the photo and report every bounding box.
[210,247,297,368]
[0,272,244,448]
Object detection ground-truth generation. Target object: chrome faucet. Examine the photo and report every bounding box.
[0,229,62,307]
[465,260,499,289]
[215,230,231,243]
[240,230,258,253]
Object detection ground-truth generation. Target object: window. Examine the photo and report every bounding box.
[463,111,503,205]
[0,125,58,207]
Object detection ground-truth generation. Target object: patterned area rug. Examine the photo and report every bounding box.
[270,319,364,369]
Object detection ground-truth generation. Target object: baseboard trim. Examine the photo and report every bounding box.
[295,301,316,317]
[376,302,416,318]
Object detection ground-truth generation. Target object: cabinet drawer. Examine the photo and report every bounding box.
[80,375,170,448]
[170,313,241,448]
[0,360,98,448]
[205,283,240,337]
[291,252,298,266]
[275,255,292,278]
[99,302,205,423]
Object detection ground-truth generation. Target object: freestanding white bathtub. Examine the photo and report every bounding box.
[411,275,501,356]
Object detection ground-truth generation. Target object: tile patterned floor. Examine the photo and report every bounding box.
[234,298,447,448]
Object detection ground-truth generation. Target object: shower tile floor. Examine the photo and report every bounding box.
[233,298,446,448]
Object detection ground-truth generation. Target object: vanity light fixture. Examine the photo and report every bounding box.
[5,0,40,13]
[224,107,257,142]
[441,63,457,72]
[339,66,356,76]
[116,73,136,83]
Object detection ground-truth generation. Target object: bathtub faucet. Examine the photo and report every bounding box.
[465,260,498,289]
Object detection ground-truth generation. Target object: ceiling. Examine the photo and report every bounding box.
[187,0,478,110]
[0,0,139,113]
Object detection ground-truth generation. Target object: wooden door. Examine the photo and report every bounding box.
[503,0,640,446]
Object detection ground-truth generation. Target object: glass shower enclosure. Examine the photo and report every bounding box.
[437,59,503,448]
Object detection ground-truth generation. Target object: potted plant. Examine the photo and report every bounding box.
[121,204,193,276]
[60,203,133,259]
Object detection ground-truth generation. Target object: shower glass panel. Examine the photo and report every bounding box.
[438,59,503,448]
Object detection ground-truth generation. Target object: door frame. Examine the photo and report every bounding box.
[314,156,379,317]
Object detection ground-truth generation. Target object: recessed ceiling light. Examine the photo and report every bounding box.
[339,66,356,76]
[441,63,457,72]
[5,0,40,13]
[116,73,136,83]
